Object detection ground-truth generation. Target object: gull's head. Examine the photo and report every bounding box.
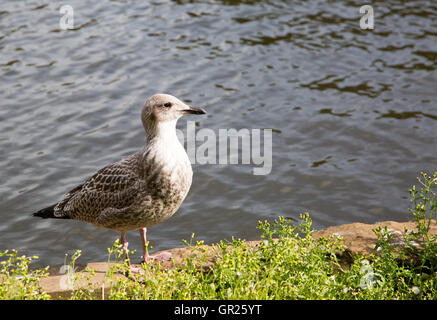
[141,94,206,133]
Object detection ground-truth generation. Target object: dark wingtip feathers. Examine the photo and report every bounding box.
[32,204,69,219]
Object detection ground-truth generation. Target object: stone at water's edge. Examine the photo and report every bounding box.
[313,219,437,256]
[39,219,437,299]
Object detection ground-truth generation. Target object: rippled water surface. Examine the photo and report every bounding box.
[1,0,436,266]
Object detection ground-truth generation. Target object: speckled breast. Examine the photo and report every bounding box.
[134,162,193,228]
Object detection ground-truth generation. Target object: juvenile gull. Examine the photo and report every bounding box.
[33,94,206,267]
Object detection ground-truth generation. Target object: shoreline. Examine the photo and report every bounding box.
[37,219,437,299]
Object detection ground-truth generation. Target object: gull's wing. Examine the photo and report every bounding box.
[53,155,142,222]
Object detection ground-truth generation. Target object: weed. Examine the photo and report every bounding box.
[0,250,49,300]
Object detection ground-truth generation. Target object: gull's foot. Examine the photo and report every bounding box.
[142,251,172,263]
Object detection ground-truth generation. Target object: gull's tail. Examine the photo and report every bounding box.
[32,204,69,219]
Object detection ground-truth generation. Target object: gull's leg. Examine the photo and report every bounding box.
[139,227,148,261]
[120,232,139,274]
[139,227,172,263]
[120,231,130,264]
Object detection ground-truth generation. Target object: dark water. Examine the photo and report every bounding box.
[1,0,436,267]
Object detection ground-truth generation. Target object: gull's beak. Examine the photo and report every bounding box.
[181,106,207,115]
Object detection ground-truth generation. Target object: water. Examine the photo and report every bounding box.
[0,0,436,267]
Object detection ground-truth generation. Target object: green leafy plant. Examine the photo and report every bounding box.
[0,250,49,300]
[409,172,437,242]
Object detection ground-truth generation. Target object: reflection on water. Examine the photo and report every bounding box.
[0,0,436,266]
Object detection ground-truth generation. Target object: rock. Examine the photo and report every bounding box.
[312,219,437,256]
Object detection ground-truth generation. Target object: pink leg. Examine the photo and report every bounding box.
[120,232,130,264]
[139,227,172,263]
[120,232,140,274]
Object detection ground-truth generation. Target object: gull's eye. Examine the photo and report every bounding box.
[163,102,172,108]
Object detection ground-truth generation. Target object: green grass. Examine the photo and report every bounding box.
[1,172,436,300]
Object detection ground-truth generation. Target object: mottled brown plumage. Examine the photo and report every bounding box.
[33,94,206,267]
